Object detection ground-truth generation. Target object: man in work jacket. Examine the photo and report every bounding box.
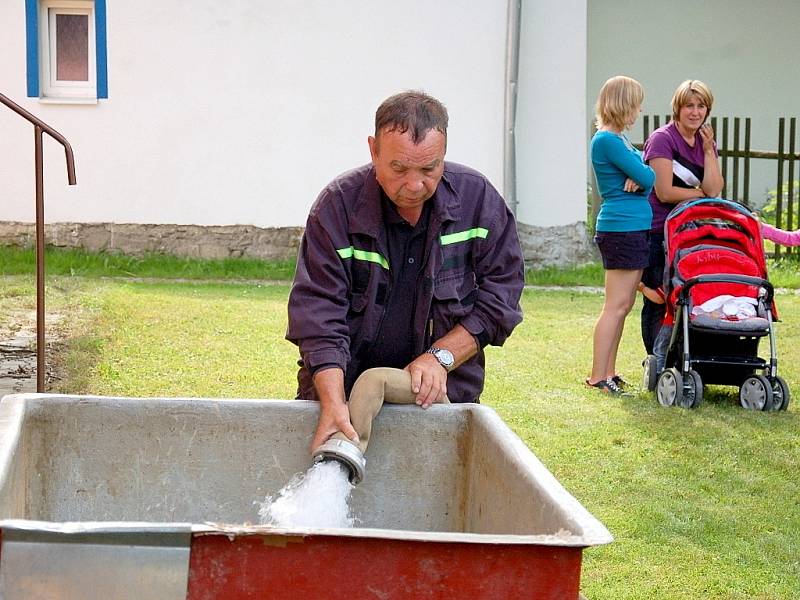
[287,91,525,451]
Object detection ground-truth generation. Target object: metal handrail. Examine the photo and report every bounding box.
[0,92,77,392]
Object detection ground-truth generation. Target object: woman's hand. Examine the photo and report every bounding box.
[623,178,642,193]
[700,123,716,153]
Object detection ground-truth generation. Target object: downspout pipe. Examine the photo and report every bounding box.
[504,0,522,216]
[312,368,449,484]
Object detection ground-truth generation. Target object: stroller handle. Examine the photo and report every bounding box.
[678,274,774,305]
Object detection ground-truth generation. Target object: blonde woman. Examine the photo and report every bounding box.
[588,76,655,394]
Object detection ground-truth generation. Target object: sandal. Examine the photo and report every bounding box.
[585,377,624,396]
[611,374,629,389]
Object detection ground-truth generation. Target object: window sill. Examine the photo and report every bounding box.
[38,97,98,105]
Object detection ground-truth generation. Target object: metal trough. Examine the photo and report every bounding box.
[0,394,611,599]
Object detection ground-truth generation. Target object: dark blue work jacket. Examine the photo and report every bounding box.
[286,162,525,402]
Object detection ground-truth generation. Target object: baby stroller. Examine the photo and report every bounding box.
[643,198,790,410]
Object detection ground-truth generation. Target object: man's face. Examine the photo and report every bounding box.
[368,128,446,217]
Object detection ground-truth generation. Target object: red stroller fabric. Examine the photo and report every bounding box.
[662,199,772,326]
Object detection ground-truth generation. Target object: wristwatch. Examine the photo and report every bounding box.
[426,347,455,372]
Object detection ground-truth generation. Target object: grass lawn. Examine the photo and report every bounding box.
[1,244,799,599]
[487,290,800,600]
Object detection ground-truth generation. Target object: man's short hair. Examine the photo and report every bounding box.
[374,91,449,143]
[671,79,714,121]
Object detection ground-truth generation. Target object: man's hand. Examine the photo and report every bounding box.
[405,324,478,407]
[310,399,359,452]
[310,368,359,452]
[405,353,448,408]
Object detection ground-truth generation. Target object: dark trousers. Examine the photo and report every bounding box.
[641,232,666,354]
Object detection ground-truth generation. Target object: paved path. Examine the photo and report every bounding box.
[0,310,62,398]
[0,330,37,397]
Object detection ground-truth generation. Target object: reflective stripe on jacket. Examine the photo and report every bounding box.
[286,162,525,403]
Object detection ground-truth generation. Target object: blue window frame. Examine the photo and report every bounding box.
[25,0,107,99]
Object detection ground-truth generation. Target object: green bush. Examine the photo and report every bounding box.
[759,180,799,226]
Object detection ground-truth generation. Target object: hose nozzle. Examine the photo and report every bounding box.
[310,368,447,485]
[312,438,366,485]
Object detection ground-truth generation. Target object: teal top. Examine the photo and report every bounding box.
[591,130,655,232]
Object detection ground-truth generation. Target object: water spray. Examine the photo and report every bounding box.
[312,438,366,484]
[261,368,449,527]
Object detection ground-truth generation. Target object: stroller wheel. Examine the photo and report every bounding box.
[739,375,774,411]
[656,368,683,407]
[678,370,703,409]
[643,355,658,392]
[770,376,791,411]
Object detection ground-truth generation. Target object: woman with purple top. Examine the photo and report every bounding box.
[640,80,725,354]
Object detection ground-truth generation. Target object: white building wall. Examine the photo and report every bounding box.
[588,0,800,206]
[516,0,588,227]
[1,1,508,227]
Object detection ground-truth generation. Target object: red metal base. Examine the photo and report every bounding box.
[186,533,583,600]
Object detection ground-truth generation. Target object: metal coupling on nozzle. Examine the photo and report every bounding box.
[312,438,366,485]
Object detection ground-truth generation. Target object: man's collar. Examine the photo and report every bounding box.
[381,192,406,226]
[381,192,433,230]
[350,165,458,237]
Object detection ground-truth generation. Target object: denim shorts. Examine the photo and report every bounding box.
[594,230,649,270]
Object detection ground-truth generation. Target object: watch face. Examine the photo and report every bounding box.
[435,349,454,368]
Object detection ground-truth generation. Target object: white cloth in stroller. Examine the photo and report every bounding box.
[689,293,769,333]
[691,294,759,321]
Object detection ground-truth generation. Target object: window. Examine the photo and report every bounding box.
[26,0,108,101]
[41,1,95,99]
